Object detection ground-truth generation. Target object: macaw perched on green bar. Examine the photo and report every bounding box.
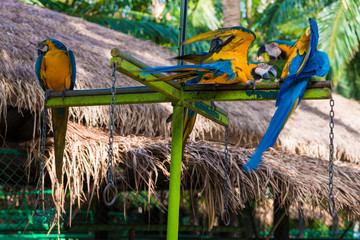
[140,26,277,90]
[35,39,76,183]
[243,18,330,172]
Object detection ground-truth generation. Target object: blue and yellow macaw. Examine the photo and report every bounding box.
[243,18,330,172]
[35,39,76,183]
[167,38,224,153]
[141,26,277,89]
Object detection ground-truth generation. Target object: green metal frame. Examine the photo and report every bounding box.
[44,10,331,240]
[45,51,331,240]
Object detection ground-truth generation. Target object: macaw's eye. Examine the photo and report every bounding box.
[258,63,266,68]
[37,42,48,53]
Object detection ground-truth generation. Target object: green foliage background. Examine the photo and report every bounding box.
[22,0,360,100]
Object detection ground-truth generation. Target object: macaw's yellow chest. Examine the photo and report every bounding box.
[42,49,72,91]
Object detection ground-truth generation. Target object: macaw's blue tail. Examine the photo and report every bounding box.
[52,107,69,183]
[242,80,308,172]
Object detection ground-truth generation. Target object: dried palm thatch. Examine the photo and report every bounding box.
[25,121,360,229]
[256,199,343,230]
[1,0,360,165]
[208,94,360,164]
[1,0,360,230]
[0,0,174,139]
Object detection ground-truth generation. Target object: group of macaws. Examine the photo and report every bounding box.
[35,18,329,184]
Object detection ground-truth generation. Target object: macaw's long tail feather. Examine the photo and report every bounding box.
[52,107,69,183]
[243,81,308,172]
[141,60,232,84]
[141,64,210,75]
[182,107,197,154]
[173,54,207,64]
[147,71,199,83]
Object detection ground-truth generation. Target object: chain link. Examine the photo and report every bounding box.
[103,63,118,206]
[328,95,336,217]
[108,63,117,184]
[40,105,47,198]
[34,98,48,216]
[222,125,230,226]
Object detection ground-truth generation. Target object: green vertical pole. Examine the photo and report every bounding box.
[167,102,184,240]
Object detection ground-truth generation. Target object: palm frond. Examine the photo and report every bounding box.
[190,0,221,30]
[258,0,329,40]
[318,0,360,82]
[338,51,360,100]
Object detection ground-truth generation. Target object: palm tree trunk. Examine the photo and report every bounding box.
[222,0,240,27]
[246,0,253,28]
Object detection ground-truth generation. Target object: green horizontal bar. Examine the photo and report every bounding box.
[183,88,331,102]
[0,148,27,156]
[46,88,229,126]
[0,190,52,196]
[46,91,169,108]
[0,224,50,231]
[183,80,332,91]
[0,233,94,239]
[68,224,243,233]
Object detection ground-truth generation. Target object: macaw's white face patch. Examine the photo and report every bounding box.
[265,42,281,58]
[255,63,273,76]
[37,42,48,53]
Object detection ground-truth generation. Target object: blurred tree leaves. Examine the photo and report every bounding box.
[22,0,360,100]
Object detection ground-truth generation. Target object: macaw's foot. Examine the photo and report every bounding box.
[245,80,256,90]
[214,82,223,87]
[61,88,69,101]
[210,101,217,111]
[44,89,53,101]
[277,77,285,87]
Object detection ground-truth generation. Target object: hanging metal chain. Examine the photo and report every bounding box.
[33,100,48,216]
[222,125,230,226]
[328,95,336,217]
[103,63,118,207]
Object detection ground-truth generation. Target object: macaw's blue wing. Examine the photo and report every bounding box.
[276,17,319,107]
[68,50,76,90]
[35,54,45,91]
[276,50,329,107]
[182,107,197,148]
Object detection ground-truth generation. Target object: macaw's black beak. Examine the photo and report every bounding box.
[37,42,48,55]
[269,66,277,79]
[257,44,266,57]
[269,56,277,62]
[262,72,270,80]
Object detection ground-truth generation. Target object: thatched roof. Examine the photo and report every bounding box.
[1,0,359,164]
[32,121,360,227]
[1,0,360,227]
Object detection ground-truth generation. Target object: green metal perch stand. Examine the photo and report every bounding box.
[46,48,331,240]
